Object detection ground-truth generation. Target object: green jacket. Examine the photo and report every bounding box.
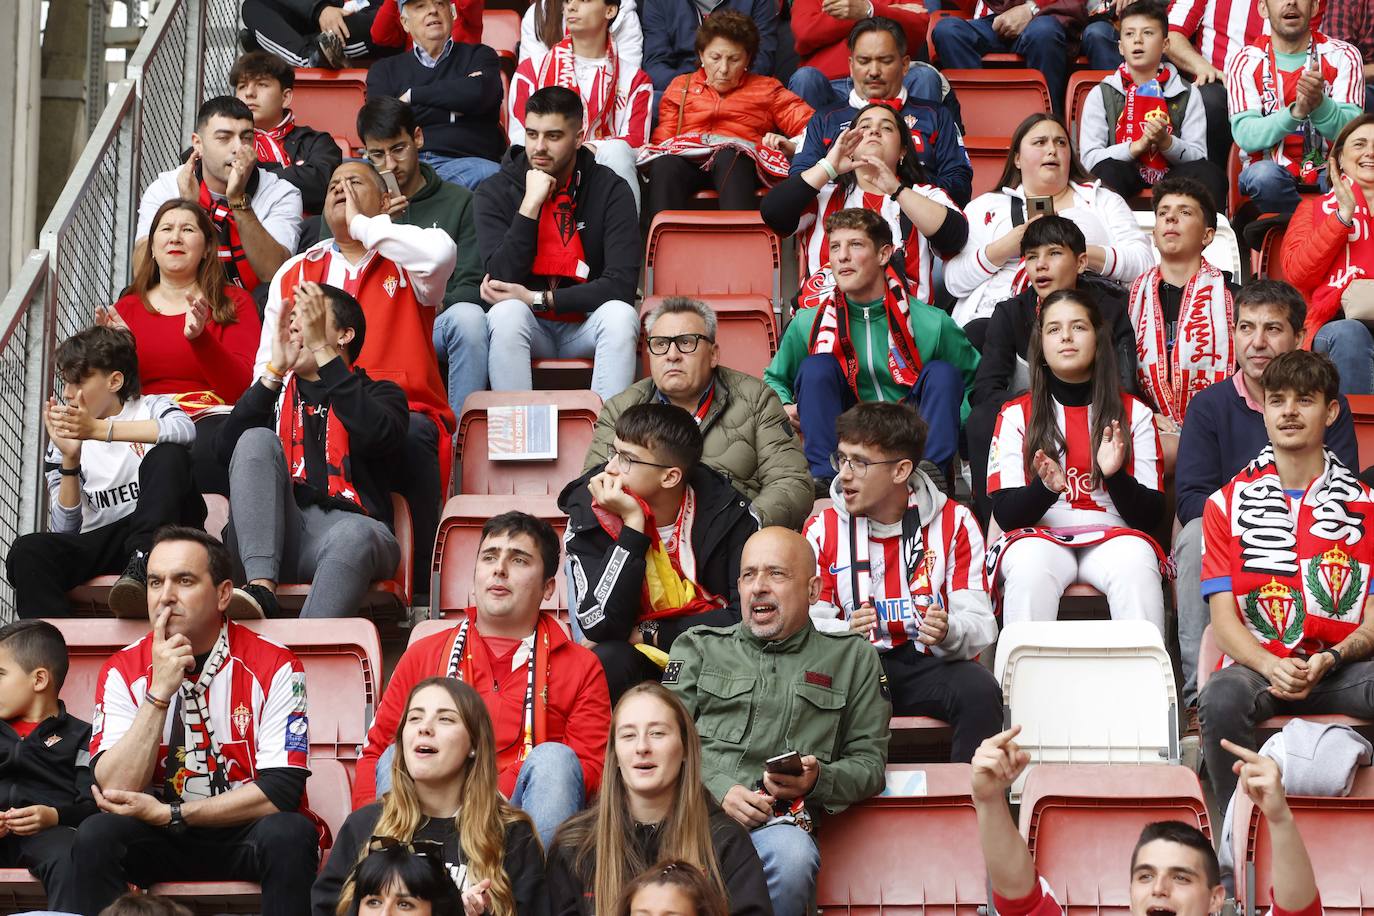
[583,367,815,530]
[666,621,891,818]
[764,297,980,421]
[321,162,483,307]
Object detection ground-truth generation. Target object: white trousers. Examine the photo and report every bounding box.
[591,139,641,214]
[998,534,1165,632]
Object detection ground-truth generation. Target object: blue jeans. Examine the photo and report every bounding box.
[418,151,500,190]
[432,301,490,414]
[1237,159,1306,215]
[787,62,946,110]
[486,297,640,400]
[931,14,1069,113]
[750,821,820,916]
[795,355,963,477]
[1080,19,1122,69]
[1313,319,1374,395]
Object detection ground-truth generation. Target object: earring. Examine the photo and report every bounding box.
[468,750,476,759]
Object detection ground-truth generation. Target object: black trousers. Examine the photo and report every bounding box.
[881,641,1003,763]
[964,396,1005,531]
[8,444,205,618]
[644,150,760,227]
[70,811,319,916]
[0,826,80,912]
[393,412,441,604]
[240,0,388,67]
[192,413,230,497]
[1193,81,1232,170]
[1090,157,1229,217]
[593,640,664,706]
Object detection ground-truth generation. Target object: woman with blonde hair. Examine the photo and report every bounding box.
[313,677,547,916]
[547,683,770,916]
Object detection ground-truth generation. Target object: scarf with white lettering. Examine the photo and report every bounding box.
[1130,260,1234,423]
[1225,445,1370,659]
[1114,64,1172,183]
[275,372,366,514]
[170,625,233,800]
[803,266,923,395]
[832,490,935,653]
[536,38,620,141]
[1305,181,1374,349]
[254,111,295,166]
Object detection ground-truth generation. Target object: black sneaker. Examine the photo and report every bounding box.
[228,583,279,620]
[108,551,148,619]
[918,459,954,497]
[237,27,257,53]
[813,476,835,500]
[314,30,346,69]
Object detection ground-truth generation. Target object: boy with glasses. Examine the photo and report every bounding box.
[560,402,758,702]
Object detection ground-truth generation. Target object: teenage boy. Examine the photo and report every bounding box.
[966,216,1137,527]
[231,51,343,216]
[805,402,1001,762]
[365,0,506,190]
[508,0,653,212]
[7,326,201,619]
[560,403,758,703]
[1173,280,1358,715]
[766,207,979,495]
[1199,349,1374,805]
[973,726,1321,916]
[1078,2,1227,209]
[0,621,93,912]
[218,282,406,619]
[353,512,611,846]
[1226,0,1365,215]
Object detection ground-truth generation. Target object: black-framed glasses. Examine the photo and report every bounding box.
[607,446,672,471]
[646,333,713,356]
[830,452,903,478]
[367,835,445,860]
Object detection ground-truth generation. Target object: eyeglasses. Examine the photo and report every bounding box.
[367,836,445,859]
[607,446,672,471]
[830,452,903,478]
[646,333,713,356]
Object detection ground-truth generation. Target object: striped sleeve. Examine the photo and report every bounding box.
[1225,47,1266,117]
[507,57,538,147]
[805,510,850,632]
[1125,396,1163,491]
[1167,0,1205,37]
[945,501,982,592]
[1325,39,1366,106]
[616,69,655,148]
[987,399,1029,494]
[146,395,195,446]
[1199,489,1234,598]
[90,651,142,758]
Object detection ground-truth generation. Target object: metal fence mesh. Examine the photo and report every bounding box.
[0,306,31,616]
[202,0,243,98]
[136,0,192,198]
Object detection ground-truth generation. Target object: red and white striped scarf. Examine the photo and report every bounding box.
[254,110,295,167]
[803,266,923,394]
[1130,259,1234,423]
[535,38,620,141]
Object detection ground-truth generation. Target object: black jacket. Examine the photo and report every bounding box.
[558,463,758,648]
[0,703,95,827]
[215,359,409,526]
[545,804,773,916]
[475,146,641,316]
[365,42,506,162]
[259,120,343,216]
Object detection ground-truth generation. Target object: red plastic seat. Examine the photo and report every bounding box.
[452,390,602,497]
[964,139,1010,198]
[1252,221,1289,282]
[942,70,1052,139]
[0,870,44,909]
[1019,764,1209,916]
[1066,70,1112,147]
[483,9,521,63]
[926,10,971,64]
[641,295,778,378]
[644,211,782,310]
[290,69,369,153]
[817,764,986,914]
[433,494,568,618]
[1347,395,1374,471]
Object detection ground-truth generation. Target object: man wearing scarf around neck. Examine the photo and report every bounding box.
[135,97,303,302]
[231,52,343,217]
[74,527,319,915]
[1198,350,1374,806]
[764,207,979,496]
[560,402,758,703]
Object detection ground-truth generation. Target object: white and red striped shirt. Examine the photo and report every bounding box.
[1167,0,1268,73]
[987,392,1162,528]
[508,46,653,148]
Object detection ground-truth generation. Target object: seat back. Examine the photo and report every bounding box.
[641,294,778,378]
[290,69,369,153]
[307,756,353,848]
[483,9,521,62]
[942,69,1052,138]
[1255,222,1289,282]
[645,211,782,309]
[1347,395,1374,471]
[1134,210,1243,281]
[1067,71,1112,145]
[454,390,602,496]
[434,494,568,616]
[49,619,147,722]
[965,140,1009,198]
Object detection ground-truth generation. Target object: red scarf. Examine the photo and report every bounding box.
[1130,259,1234,422]
[531,171,589,312]
[536,39,620,141]
[1115,64,1172,183]
[254,111,295,167]
[804,266,923,395]
[1256,33,1330,180]
[809,182,930,303]
[274,373,366,514]
[1306,181,1374,348]
[198,177,261,292]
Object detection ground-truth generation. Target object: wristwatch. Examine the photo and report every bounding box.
[1025,1,1041,14]
[167,800,188,835]
[1321,646,1344,671]
[531,291,546,310]
[227,195,251,211]
[639,619,660,647]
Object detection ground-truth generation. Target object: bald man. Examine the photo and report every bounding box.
[664,527,892,916]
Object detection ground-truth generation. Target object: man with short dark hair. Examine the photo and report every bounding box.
[561,402,758,702]
[353,512,611,845]
[135,96,303,296]
[1199,349,1374,804]
[73,526,320,915]
[806,401,1001,762]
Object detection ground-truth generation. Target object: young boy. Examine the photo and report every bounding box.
[1079,1,1227,210]
[559,402,758,703]
[0,620,94,912]
[6,326,201,618]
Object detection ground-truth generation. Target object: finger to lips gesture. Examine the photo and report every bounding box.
[971,725,1031,802]
[150,607,194,699]
[1096,419,1126,478]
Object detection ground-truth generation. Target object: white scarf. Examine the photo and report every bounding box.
[1130,259,1233,422]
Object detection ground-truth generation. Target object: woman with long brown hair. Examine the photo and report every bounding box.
[547,683,770,916]
[101,197,261,494]
[313,678,547,916]
[984,289,1165,630]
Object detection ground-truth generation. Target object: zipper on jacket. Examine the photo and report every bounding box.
[859,303,886,400]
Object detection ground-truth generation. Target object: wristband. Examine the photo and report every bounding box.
[106,420,114,443]
[819,158,839,181]
[58,466,79,477]
[145,690,171,710]
[890,186,908,202]
[264,361,284,379]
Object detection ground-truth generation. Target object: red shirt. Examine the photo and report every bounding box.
[791,0,927,80]
[8,720,39,739]
[996,874,1322,916]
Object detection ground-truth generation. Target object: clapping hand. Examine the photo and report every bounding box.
[1096,419,1126,479]
[183,295,210,340]
[1032,449,1067,493]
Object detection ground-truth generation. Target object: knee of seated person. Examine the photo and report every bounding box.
[141,443,194,473]
[486,297,534,332]
[920,359,961,386]
[73,811,140,851]
[436,301,488,338]
[760,824,821,874]
[1315,318,1374,347]
[795,352,844,387]
[255,811,320,861]
[1197,665,1255,719]
[232,426,283,464]
[1021,14,1064,36]
[521,742,583,784]
[931,16,965,39]
[594,300,640,342]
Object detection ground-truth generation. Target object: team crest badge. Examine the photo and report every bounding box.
[1244,577,1305,648]
[1307,547,1363,619]
[383,275,399,298]
[44,734,61,748]
[232,702,251,739]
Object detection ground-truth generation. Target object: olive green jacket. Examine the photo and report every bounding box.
[665,621,891,817]
[584,367,814,530]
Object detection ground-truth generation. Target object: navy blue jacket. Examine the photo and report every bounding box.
[1175,376,1359,524]
[640,0,778,90]
[365,42,506,162]
[791,96,974,207]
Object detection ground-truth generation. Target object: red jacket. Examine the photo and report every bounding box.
[652,70,814,145]
[1280,195,1371,350]
[351,611,610,808]
[370,0,484,50]
[791,0,928,80]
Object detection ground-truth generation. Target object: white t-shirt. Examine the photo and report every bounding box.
[136,167,303,254]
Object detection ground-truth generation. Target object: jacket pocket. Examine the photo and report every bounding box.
[695,670,756,745]
[787,682,845,763]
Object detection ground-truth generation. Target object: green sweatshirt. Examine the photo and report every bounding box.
[764,295,981,420]
[1230,49,1364,153]
[321,162,484,307]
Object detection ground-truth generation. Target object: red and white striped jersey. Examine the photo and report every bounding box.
[987,392,1162,528]
[507,50,653,149]
[1168,0,1268,72]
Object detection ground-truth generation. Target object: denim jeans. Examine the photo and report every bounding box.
[486,298,640,400]
[931,14,1069,113]
[1313,318,1374,395]
[1080,19,1123,69]
[1237,159,1306,215]
[418,151,500,190]
[432,301,490,414]
[786,62,946,110]
[750,821,821,916]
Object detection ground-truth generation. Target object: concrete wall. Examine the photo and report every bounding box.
[0,0,42,293]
